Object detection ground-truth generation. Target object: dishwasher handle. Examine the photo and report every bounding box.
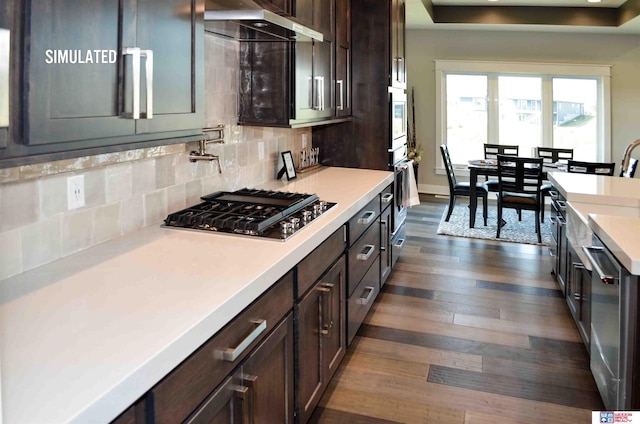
[582,246,618,285]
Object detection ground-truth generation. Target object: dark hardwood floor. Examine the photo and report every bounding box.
[310,194,603,424]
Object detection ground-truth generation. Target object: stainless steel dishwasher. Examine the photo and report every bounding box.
[583,235,640,410]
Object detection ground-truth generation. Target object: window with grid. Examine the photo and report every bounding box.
[435,60,611,167]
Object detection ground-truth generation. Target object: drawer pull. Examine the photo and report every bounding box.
[220,319,267,362]
[357,211,375,225]
[394,238,406,249]
[356,286,375,305]
[357,244,376,261]
[381,193,394,203]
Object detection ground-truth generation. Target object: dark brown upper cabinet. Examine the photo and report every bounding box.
[237,32,334,127]
[334,0,350,118]
[2,0,204,164]
[234,0,352,128]
[295,0,334,38]
[391,0,406,89]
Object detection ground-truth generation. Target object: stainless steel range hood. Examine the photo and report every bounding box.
[205,0,323,42]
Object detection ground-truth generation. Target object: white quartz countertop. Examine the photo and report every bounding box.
[548,172,640,207]
[589,214,640,275]
[0,167,393,424]
[548,172,640,274]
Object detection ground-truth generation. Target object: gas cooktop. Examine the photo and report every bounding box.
[163,188,336,240]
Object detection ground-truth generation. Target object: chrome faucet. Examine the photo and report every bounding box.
[621,138,640,174]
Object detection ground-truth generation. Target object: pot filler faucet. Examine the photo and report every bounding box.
[622,139,640,175]
[189,124,225,173]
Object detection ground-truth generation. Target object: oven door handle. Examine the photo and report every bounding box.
[582,246,618,285]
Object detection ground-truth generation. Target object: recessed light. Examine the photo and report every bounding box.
[587,0,602,3]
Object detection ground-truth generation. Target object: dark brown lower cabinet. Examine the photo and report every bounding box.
[566,243,592,353]
[186,313,295,424]
[296,255,346,424]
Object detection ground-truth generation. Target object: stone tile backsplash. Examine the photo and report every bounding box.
[0,33,309,281]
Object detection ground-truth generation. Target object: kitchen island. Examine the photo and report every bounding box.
[0,167,393,424]
[547,171,640,410]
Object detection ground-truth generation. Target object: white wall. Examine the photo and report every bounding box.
[407,28,640,193]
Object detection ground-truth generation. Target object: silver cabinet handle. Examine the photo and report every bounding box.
[357,244,375,261]
[122,47,153,120]
[219,319,267,362]
[582,246,618,285]
[394,238,406,249]
[0,28,9,128]
[140,49,153,119]
[314,76,325,110]
[381,193,394,204]
[337,79,344,111]
[318,282,334,335]
[380,220,387,251]
[356,286,375,305]
[357,211,375,225]
[122,47,141,119]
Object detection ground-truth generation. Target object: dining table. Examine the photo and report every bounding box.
[467,159,561,228]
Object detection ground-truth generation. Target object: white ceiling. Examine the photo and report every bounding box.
[406,0,640,33]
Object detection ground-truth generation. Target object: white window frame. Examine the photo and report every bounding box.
[435,60,612,173]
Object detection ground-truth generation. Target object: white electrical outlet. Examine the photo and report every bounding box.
[67,175,85,210]
[302,134,308,149]
[258,141,265,161]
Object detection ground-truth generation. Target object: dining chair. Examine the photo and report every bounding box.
[620,157,638,178]
[536,147,574,223]
[483,144,519,192]
[496,155,544,243]
[535,147,574,165]
[567,160,615,176]
[440,144,489,226]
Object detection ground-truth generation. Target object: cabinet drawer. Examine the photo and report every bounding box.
[347,256,380,345]
[297,226,346,299]
[151,272,294,424]
[348,195,381,245]
[348,220,380,296]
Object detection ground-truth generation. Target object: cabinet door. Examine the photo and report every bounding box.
[135,0,204,134]
[390,0,406,89]
[335,45,350,117]
[336,0,350,48]
[185,374,245,424]
[321,256,346,386]
[242,313,295,424]
[25,0,203,146]
[26,0,135,145]
[294,41,332,123]
[295,0,333,36]
[296,277,324,424]
[296,256,345,424]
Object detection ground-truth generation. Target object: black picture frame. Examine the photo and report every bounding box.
[282,150,297,180]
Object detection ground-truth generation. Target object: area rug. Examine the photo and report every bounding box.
[436,203,551,246]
